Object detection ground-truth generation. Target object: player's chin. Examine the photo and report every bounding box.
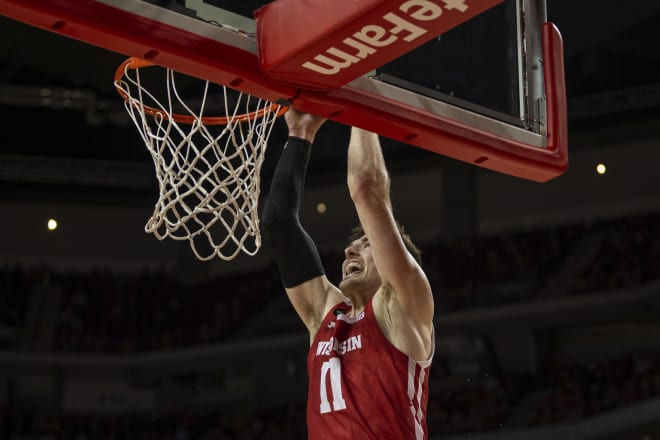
[338,276,355,291]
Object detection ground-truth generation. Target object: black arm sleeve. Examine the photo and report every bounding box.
[261,136,325,288]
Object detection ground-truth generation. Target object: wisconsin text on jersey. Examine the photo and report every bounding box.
[317,310,366,356]
[316,335,363,356]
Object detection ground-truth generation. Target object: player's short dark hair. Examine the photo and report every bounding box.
[348,223,422,265]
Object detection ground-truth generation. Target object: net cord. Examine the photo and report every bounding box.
[114,61,282,261]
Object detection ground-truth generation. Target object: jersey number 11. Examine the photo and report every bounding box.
[319,358,347,414]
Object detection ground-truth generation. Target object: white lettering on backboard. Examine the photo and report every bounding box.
[302,0,469,76]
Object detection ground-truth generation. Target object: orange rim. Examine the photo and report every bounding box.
[114,57,288,125]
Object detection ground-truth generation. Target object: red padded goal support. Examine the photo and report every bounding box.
[0,0,568,182]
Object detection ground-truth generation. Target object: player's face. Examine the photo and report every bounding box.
[339,235,381,293]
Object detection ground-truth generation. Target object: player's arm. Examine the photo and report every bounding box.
[261,110,343,337]
[347,127,434,328]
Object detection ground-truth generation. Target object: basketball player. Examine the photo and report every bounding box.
[261,108,435,439]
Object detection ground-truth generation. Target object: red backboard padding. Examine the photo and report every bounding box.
[256,0,505,90]
[0,0,568,182]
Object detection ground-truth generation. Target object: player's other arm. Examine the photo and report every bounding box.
[347,128,434,329]
[261,110,342,338]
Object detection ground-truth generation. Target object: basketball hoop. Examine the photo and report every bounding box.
[114,57,287,261]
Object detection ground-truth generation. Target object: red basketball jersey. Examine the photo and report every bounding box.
[306,299,433,440]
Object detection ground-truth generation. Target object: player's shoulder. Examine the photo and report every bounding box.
[309,296,350,342]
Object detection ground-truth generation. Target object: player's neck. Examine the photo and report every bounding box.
[343,290,375,317]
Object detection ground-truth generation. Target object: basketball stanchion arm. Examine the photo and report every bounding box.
[293,22,568,182]
[0,0,298,102]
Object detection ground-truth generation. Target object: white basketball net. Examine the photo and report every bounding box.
[114,59,283,261]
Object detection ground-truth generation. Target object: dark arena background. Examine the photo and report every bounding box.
[2,0,660,439]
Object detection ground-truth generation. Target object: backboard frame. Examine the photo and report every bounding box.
[0,0,567,182]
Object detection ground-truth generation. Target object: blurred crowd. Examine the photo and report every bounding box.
[2,212,660,352]
[427,349,660,435]
[2,212,660,438]
[51,268,281,352]
[3,403,307,440]
[3,349,659,439]
[530,351,660,426]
